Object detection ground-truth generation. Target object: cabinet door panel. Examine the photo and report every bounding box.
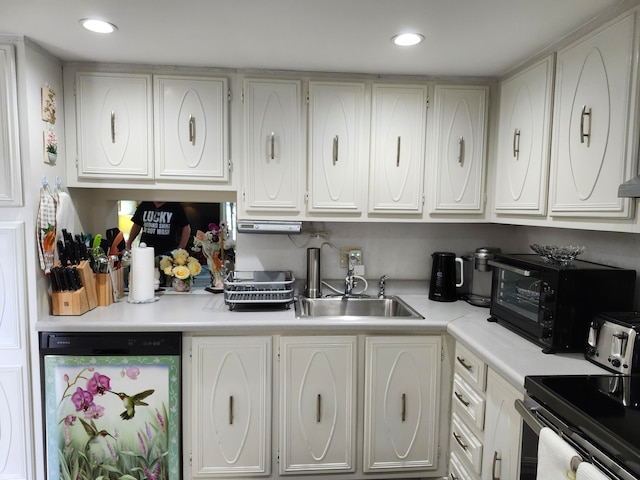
[191,337,271,477]
[369,85,427,213]
[76,72,153,179]
[244,79,303,211]
[280,336,356,474]
[155,76,229,181]
[550,11,637,217]
[364,336,441,473]
[0,45,21,206]
[308,81,366,212]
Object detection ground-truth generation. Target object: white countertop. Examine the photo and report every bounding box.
[37,280,608,392]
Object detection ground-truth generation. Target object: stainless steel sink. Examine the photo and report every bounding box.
[294,295,424,319]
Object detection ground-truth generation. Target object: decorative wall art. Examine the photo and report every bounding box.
[44,128,57,164]
[41,84,56,123]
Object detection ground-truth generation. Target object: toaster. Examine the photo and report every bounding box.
[585,312,640,374]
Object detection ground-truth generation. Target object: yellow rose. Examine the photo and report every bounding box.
[163,266,173,276]
[159,256,173,270]
[188,261,202,276]
[173,250,188,266]
[173,265,190,280]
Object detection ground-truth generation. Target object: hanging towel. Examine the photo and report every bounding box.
[536,427,582,480]
[36,185,58,273]
[576,462,613,480]
[55,191,75,244]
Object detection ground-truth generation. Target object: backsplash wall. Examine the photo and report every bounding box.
[237,222,640,307]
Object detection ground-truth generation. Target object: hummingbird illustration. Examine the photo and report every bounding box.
[79,417,114,451]
[111,389,155,420]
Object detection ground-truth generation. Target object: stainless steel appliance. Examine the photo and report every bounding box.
[488,254,636,353]
[586,312,640,374]
[305,247,321,298]
[429,251,464,302]
[461,247,501,307]
[517,374,640,480]
[40,332,182,480]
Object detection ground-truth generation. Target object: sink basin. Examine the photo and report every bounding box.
[294,296,424,319]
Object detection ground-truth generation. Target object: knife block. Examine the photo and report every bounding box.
[96,273,113,307]
[76,261,98,310]
[52,287,90,315]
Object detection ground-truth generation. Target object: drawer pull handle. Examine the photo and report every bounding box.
[492,451,501,480]
[580,105,592,146]
[229,395,234,425]
[458,136,465,165]
[450,474,459,480]
[316,394,322,423]
[513,128,520,158]
[110,111,116,143]
[270,132,275,160]
[396,136,401,166]
[456,356,473,371]
[333,135,339,164]
[453,431,468,450]
[188,114,196,145]
[454,390,470,407]
[401,393,406,422]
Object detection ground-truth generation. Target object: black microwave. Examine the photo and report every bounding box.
[488,254,636,354]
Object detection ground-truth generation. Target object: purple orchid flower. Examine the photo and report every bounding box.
[86,371,111,395]
[71,387,94,412]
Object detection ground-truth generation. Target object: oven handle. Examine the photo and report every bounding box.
[515,398,636,480]
[488,259,537,277]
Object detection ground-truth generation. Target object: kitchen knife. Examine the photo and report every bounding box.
[55,266,68,291]
[57,240,68,266]
[49,271,59,292]
[66,267,79,290]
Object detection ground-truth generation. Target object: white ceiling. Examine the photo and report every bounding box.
[0,0,630,77]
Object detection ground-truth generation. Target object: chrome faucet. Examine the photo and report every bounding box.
[344,264,355,296]
[378,275,388,298]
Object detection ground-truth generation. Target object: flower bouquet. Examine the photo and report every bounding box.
[159,248,201,292]
[192,222,236,290]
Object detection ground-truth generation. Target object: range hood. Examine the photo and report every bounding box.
[618,176,640,198]
[237,219,302,234]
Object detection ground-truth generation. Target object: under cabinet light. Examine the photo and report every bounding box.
[392,33,424,46]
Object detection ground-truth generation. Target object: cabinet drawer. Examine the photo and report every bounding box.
[451,413,483,475]
[452,373,485,430]
[450,452,480,480]
[454,343,487,391]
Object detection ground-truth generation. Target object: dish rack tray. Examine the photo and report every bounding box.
[224,271,295,309]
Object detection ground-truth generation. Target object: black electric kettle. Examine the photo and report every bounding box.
[429,252,463,302]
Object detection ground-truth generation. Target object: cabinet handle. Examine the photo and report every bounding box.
[458,136,465,166]
[580,105,592,146]
[316,394,321,423]
[454,390,470,407]
[401,393,406,422]
[229,395,234,425]
[188,115,196,145]
[396,136,401,166]
[333,135,339,165]
[456,356,473,371]
[492,451,501,480]
[513,128,520,158]
[450,474,459,480]
[270,132,275,160]
[453,431,468,450]
[110,111,116,143]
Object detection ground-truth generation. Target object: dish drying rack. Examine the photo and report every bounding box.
[224,271,295,310]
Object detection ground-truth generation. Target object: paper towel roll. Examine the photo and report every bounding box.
[130,244,155,302]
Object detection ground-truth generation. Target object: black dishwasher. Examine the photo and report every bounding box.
[39,331,181,480]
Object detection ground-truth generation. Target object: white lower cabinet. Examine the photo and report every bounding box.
[481,369,523,480]
[279,336,357,474]
[189,336,272,477]
[448,343,523,480]
[363,336,442,473]
[187,334,446,479]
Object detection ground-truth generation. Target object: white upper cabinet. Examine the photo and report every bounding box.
[75,72,153,179]
[429,85,488,214]
[549,9,638,218]
[279,336,357,475]
[0,45,21,206]
[369,84,427,214]
[494,55,554,215]
[363,336,441,474]
[154,75,229,182]
[308,81,367,213]
[243,78,304,212]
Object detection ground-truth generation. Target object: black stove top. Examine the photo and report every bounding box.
[525,374,640,476]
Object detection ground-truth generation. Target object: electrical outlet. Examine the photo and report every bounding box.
[340,247,363,268]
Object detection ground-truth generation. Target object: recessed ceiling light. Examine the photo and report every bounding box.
[80,18,117,34]
[392,33,424,47]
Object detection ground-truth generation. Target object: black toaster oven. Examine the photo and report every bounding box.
[488,254,636,354]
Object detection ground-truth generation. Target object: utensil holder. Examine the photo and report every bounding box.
[96,273,113,306]
[76,260,98,310]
